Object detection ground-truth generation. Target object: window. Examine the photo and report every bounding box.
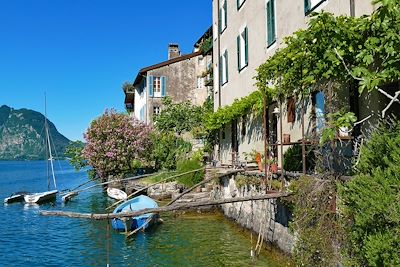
[219,0,227,34]
[153,106,161,115]
[197,77,204,88]
[237,27,248,71]
[313,91,325,133]
[219,50,228,85]
[237,0,245,10]
[153,77,161,94]
[266,0,276,47]
[148,76,166,97]
[304,0,326,14]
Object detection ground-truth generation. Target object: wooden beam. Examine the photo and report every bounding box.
[40,192,290,220]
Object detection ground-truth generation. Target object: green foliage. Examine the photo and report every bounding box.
[339,121,400,266]
[199,36,212,55]
[154,97,204,135]
[176,158,204,187]
[204,90,263,132]
[283,144,315,172]
[149,132,192,170]
[235,175,262,189]
[320,111,357,144]
[64,140,87,171]
[288,176,339,267]
[122,82,135,93]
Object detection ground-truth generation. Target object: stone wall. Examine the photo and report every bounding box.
[212,174,294,254]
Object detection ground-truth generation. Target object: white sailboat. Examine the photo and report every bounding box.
[24,94,58,204]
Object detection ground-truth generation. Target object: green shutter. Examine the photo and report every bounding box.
[304,0,310,14]
[225,50,228,82]
[218,8,222,33]
[161,76,166,96]
[244,27,248,66]
[219,55,223,84]
[224,0,227,29]
[271,0,276,43]
[237,35,241,71]
[148,75,154,97]
[266,0,276,46]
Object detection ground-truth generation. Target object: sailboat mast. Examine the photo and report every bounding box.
[45,93,57,189]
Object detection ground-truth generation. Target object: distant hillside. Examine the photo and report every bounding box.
[0,105,71,160]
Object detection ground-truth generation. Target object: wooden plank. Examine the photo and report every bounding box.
[40,192,290,220]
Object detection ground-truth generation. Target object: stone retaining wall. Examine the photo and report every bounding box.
[212,174,294,254]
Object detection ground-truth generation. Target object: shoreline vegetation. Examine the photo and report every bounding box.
[6,0,398,265]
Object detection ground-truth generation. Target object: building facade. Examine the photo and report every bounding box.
[125,42,212,125]
[212,0,376,166]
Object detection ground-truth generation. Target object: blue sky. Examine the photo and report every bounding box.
[0,0,212,141]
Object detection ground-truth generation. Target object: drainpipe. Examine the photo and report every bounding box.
[217,0,222,161]
[350,0,355,17]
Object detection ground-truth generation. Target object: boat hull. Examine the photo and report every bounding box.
[107,187,128,201]
[111,195,159,232]
[24,190,58,204]
[4,194,25,204]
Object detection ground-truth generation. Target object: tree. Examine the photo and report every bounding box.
[153,97,203,135]
[83,109,153,181]
[64,140,86,171]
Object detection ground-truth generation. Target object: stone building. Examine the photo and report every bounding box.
[125,34,212,124]
[212,0,378,167]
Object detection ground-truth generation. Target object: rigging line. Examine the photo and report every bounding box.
[48,130,64,174]
[44,92,57,189]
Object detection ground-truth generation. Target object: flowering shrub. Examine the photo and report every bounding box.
[83,109,153,180]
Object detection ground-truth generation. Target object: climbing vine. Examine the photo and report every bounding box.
[204,90,263,132]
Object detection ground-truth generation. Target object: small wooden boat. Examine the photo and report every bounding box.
[107,187,128,200]
[62,191,78,203]
[24,190,58,204]
[4,192,29,204]
[111,195,158,232]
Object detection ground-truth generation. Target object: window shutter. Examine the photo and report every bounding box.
[237,35,241,71]
[219,56,223,84]
[225,50,228,82]
[224,0,227,29]
[244,27,248,66]
[266,1,272,45]
[161,76,166,96]
[304,0,310,14]
[218,8,222,33]
[270,0,276,43]
[287,97,295,123]
[148,75,154,97]
[237,0,240,10]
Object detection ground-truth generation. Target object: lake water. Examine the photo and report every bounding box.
[0,161,289,266]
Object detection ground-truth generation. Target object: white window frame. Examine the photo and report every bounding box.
[237,0,245,10]
[153,106,161,115]
[220,0,227,33]
[305,0,326,14]
[238,26,248,71]
[221,50,228,85]
[197,77,204,89]
[153,77,161,97]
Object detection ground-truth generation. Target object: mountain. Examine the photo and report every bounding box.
[0,105,71,160]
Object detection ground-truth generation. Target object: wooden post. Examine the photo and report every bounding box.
[301,98,306,174]
[279,100,285,189]
[263,94,270,189]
